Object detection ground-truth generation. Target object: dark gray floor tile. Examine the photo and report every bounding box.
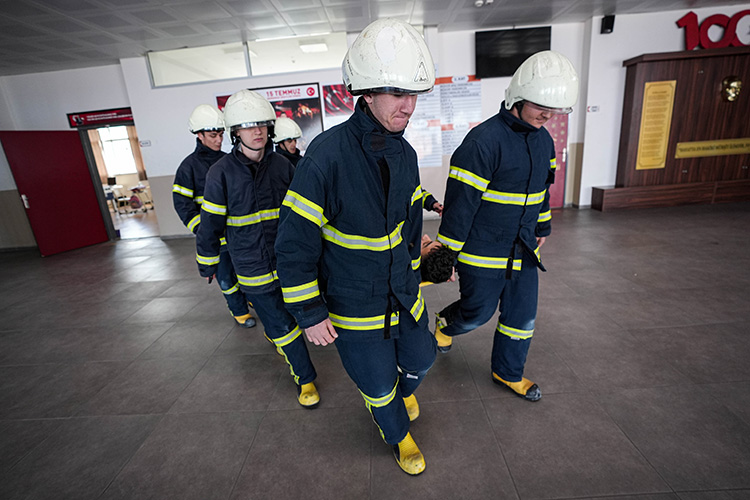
[76,357,206,416]
[169,354,286,413]
[178,292,244,324]
[158,278,216,298]
[101,412,263,500]
[230,407,372,500]
[599,385,750,491]
[0,361,130,418]
[702,381,750,426]
[0,415,160,500]
[123,296,204,324]
[214,322,283,356]
[536,295,624,337]
[678,491,750,499]
[486,393,669,499]
[586,291,705,330]
[371,399,519,500]
[581,495,679,500]
[0,419,63,472]
[139,320,233,359]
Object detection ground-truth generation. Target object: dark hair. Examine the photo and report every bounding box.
[421,246,455,283]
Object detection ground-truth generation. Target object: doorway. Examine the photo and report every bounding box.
[83,125,160,239]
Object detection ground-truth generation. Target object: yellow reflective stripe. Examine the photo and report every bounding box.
[360,381,398,408]
[271,325,303,347]
[497,322,534,340]
[411,256,421,271]
[195,196,204,205]
[410,185,422,206]
[410,288,425,322]
[329,311,400,331]
[227,208,279,226]
[449,166,489,192]
[220,237,227,246]
[534,246,541,259]
[221,282,240,295]
[550,158,557,171]
[436,232,464,252]
[282,280,320,303]
[538,210,551,223]
[321,221,404,251]
[196,253,220,265]
[172,184,193,197]
[421,189,431,205]
[202,200,226,215]
[237,270,278,287]
[457,252,522,270]
[187,214,200,232]
[283,190,327,227]
[481,189,546,206]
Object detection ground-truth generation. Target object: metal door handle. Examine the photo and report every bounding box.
[20,194,29,209]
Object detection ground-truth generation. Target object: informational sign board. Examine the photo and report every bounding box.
[67,107,133,128]
[635,80,676,170]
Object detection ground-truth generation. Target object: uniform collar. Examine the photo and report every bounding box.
[499,102,540,134]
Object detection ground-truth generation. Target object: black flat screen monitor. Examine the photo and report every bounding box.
[475,27,551,79]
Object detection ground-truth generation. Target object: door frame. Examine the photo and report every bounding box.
[77,127,118,241]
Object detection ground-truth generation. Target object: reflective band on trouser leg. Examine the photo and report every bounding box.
[360,381,399,442]
[270,325,304,384]
[221,282,240,295]
[497,322,534,340]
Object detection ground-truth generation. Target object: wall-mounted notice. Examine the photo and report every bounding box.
[404,86,443,167]
[635,80,676,170]
[675,137,750,158]
[439,75,482,157]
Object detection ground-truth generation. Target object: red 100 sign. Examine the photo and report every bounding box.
[676,10,750,50]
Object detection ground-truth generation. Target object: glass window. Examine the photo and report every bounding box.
[147,42,249,87]
[98,126,137,176]
[247,32,348,76]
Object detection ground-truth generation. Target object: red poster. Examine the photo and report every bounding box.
[67,107,133,128]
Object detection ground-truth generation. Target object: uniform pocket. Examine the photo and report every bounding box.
[326,276,373,298]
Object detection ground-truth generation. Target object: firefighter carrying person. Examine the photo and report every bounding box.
[172,104,256,328]
[195,90,320,408]
[434,50,579,402]
[275,18,437,475]
[272,115,304,167]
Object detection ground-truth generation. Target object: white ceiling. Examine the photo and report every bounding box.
[0,0,747,77]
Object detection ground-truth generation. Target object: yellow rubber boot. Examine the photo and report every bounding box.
[392,432,426,475]
[492,372,542,402]
[234,313,256,328]
[403,394,419,422]
[297,382,320,409]
[434,324,452,353]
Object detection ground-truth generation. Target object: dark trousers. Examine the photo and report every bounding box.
[216,250,250,317]
[440,253,539,382]
[334,311,436,444]
[243,286,317,386]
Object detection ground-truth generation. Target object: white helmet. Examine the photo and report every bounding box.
[273,116,302,143]
[188,104,224,133]
[223,89,276,132]
[504,50,579,114]
[343,18,435,96]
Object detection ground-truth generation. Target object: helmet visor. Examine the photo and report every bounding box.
[525,101,573,115]
[230,120,275,132]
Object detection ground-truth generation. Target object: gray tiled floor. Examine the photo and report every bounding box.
[2,203,750,499]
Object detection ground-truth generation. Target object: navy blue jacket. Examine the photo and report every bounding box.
[275,146,302,167]
[275,99,426,340]
[437,103,556,277]
[172,139,225,234]
[196,141,295,293]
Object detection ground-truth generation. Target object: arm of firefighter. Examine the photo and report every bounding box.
[407,181,427,277]
[172,164,202,234]
[536,145,556,239]
[195,168,226,277]
[421,189,442,214]
[436,139,493,253]
[275,159,331,330]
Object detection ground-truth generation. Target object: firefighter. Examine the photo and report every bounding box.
[195,90,319,408]
[272,115,303,167]
[275,18,437,475]
[434,50,579,402]
[172,104,256,328]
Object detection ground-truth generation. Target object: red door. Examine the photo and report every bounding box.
[545,114,568,209]
[0,131,109,256]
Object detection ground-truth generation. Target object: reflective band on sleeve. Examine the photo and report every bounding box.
[497,322,534,340]
[196,253,220,265]
[187,214,200,232]
[457,252,522,270]
[221,282,240,295]
[481,189,546,206]
[282,280,320,303]
[421,189,431,206]
[436,233,464,252]
[283,191,327,227]
[321,221,404,251]
[538,210,551,223]
[227,208,279,226]
[410,185,422,206]
[448,166,490,192]
[202,200,227,215]
[360,381,398,409]
[195,196,204,205]
[411,256,421,271]
[534,246,541,260]
[172,184,193,197]
[410,289,425,322]
[237,270,278,287]
[550,158,557,171]
[329,311,400,331]
[270,325,303,347]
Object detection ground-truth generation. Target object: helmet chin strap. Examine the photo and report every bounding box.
[233,134,264,152]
